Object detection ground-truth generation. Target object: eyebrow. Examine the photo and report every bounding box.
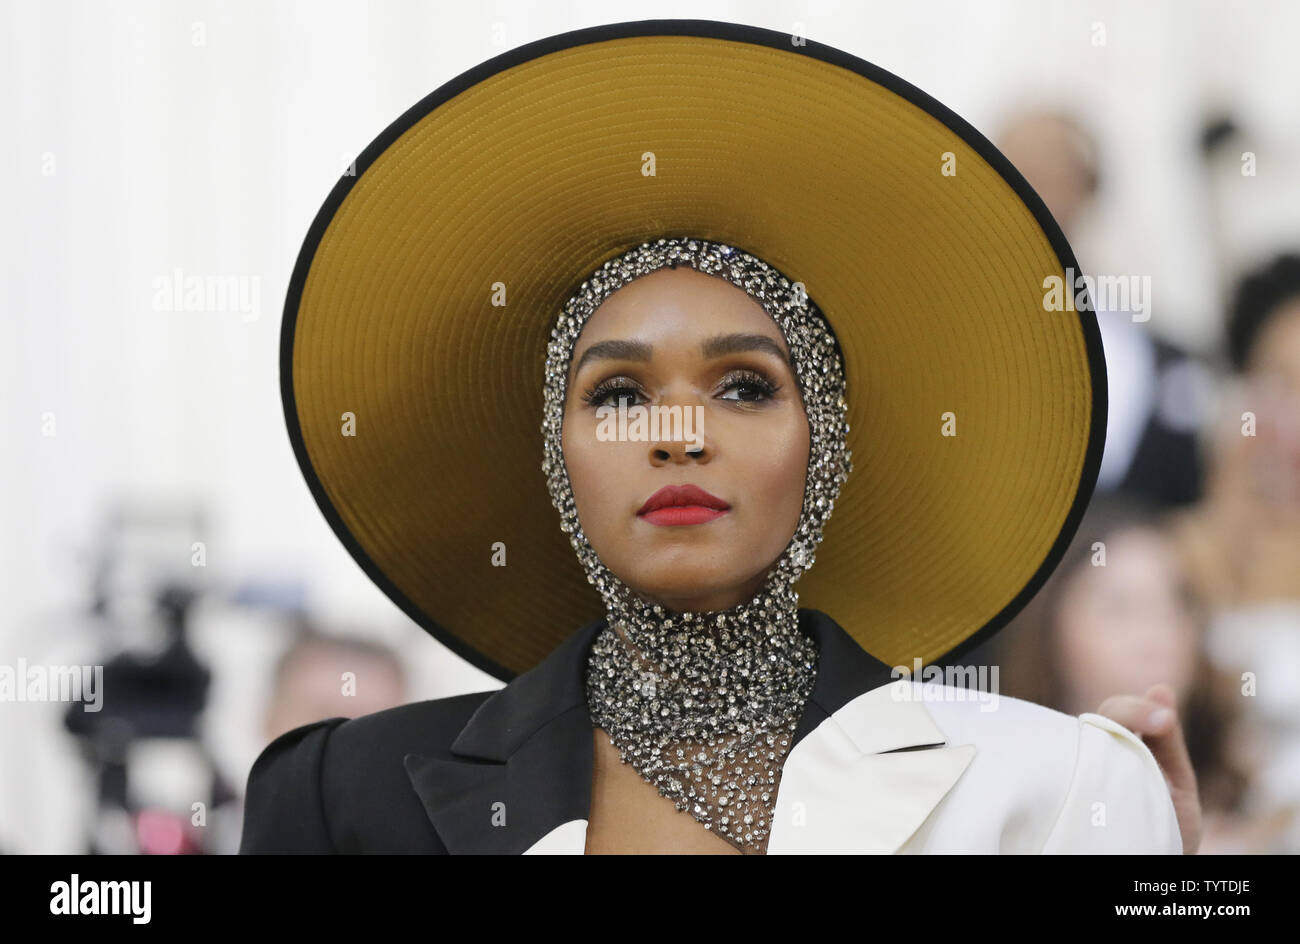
[570,332,792,377]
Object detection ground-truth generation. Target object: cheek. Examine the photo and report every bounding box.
[1054,589,1110,671]
[560,419,593,505]
[736,409,810,514]
[561,411,621,531]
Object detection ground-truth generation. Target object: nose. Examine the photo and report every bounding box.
[648,401,710,466]
[652,439,709,464]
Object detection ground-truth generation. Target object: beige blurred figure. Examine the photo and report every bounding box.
[992,494,1282,853]
[1169,253,1300,853]
[997,109,1208,508]
[999,111,1300,852]
[263,624,409,743]
[989,109,1211,853]
[1173,261,1300,609]
[998,112,1099,235]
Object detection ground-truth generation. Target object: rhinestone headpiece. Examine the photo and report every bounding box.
[540,236,852,853]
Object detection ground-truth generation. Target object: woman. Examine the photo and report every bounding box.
[991,493,1255,851]
[241,20,1195,854]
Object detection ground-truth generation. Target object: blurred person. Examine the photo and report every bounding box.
[204,623,409,854]
[1169,252,1300,851]
[262,621,408,743]
[998,109,1210,508]
[1173,252,1300,609]
[990,493,1287,853]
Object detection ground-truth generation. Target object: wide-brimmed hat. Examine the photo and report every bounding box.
[281,18,1106,681]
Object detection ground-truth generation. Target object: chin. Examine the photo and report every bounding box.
[629,572,726,597]
[623,569,733,604]
[627,564,770,610]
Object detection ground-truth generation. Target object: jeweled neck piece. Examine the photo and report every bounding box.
[586,577,818,853]
[540,236,852,853]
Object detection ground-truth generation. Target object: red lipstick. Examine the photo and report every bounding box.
[637,484,731,527]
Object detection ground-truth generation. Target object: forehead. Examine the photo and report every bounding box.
[572,266,787,350]
[1254,299,1300,361]
[1073,526,1174,584]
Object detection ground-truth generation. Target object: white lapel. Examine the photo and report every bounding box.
[523,819,588,854]
[494,611,975,855]
[766,679,976,854]
[520,681,975,854]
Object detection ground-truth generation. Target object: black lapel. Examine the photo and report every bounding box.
[403,616,605,853]
[790,608,902,747]
[403,608,901,852]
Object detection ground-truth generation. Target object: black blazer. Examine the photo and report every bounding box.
[1115,335,1206,508]
[238,608,901,854]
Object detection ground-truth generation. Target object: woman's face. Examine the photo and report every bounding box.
[561,266,810,613]
[1053,525,1200,714]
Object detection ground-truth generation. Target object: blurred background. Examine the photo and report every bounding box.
[2,0,1297,854]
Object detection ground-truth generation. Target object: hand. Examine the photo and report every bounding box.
[1094,683,1202,854]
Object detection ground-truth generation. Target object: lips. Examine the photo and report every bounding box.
[637,484,730,527]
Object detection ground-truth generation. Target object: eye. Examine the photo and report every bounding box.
[583,377,646,410]
[717,368,779,403]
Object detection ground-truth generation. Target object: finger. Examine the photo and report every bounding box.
[1144,684,1178,728]
[1145,683,1176,708]
[1135,692,1198,799]
[1094,693,1173,735]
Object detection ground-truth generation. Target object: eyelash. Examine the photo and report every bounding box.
[581,369,780,409]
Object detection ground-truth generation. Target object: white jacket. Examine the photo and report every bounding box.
[525,678,1182,854]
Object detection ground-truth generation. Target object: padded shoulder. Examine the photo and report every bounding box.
[239,717,348,853]
[1040,712,1182,854]
[239,690,496,854]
